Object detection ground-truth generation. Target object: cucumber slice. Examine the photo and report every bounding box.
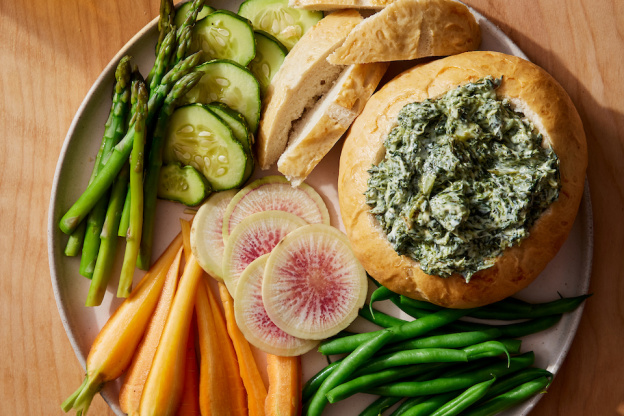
[206,102,252,152]
[183,60,262,133]
[163,104,248,190]
[157,163,212,206]
[249,31,288,95]
[206,102,255,184]
[174,2,214,28]
[238,0,323,50]
[190,10,256,66]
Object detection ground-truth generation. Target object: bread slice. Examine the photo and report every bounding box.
[257,10,363,170]
[327,0,481,65]
[277,62,388,186]
[289,0,395,10]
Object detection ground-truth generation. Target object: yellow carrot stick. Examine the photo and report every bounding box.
[62,233,183,416]
[176,313,200,416]
[138,253,204,416]
[219,282,268,416]
[119,247,183,416]
[265,355,302,416]
[196,278,247,415]
[180,218,193,260]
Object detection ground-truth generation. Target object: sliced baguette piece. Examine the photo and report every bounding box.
[327,0,481,65]
[278,62,388,186]
[289,0,395,10]
[257,9,363,170]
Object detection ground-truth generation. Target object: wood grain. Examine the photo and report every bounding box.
[0,0,622,415]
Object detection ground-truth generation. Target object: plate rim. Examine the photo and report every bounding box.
[47,6,593,416]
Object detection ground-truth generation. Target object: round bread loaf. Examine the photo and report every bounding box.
[338,51,587,308]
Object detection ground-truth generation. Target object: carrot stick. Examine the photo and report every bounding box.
[196,278,247,415]
[218,282,267,416]
[180,218,193,260]
[265,355,302,416]
[138,253,204,416]
[119,247,183,416]
[176,313,200,416]
[205,280,247,414]
[62,233,183,416]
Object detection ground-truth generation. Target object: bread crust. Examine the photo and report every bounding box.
[338,51,587,308]
[327,0,481,65]
[278,62,388,186]
[257,10,363,170]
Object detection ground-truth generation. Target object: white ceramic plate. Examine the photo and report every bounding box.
[48,3,593,415]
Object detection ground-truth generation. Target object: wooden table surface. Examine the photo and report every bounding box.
[2,0,623,414]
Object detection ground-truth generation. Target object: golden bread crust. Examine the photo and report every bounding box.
[338,51,587,308]
[327,0,481,65]
[278,62,388,186]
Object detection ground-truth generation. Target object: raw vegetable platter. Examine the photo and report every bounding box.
[48,1,593,415]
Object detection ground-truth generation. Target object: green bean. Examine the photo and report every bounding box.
[462,376,551,416]
[319,308,472,356]
[475,367,552,404]
[307,330,394,416]
[356,348,468,376]
[360,307,408,328]
[365,352,534,397]
[369,286,396,311]
[359,396,403,416]
[399,295,443,311]
[389,396,429,416]
[399,393,456,416]
[327,363,453,404]
[463,341,512,364]
[384,329,502,353]
[495,314,561,337]
[309,309,472,416]
[302,360,342,403]
[428,377,496,416]
[468,295,590,320]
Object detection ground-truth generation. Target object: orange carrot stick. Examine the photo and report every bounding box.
[196,278,247,415]
[176,313,200,416]
[218,282,267,416]
[62,233,183,416]
[119,247,183,416]
[265,355,302,416]
[138,253,204,416]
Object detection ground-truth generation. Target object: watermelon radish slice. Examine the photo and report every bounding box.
[190,190,238,280]
[234,254,318,356]
[222,210,307,296]
[263,224,368,340]
[222,175,330,243]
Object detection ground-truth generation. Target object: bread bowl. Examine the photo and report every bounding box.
[327,0,481,65]
[338,51,587,308]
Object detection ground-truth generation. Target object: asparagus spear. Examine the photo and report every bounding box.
[155,0,175,56]
[137,71,204,270]
[118,82,149,298]
[64,56,132,257]
[147,51,203,127]
[59,104,145,234]
[118,188,131,237]
[147,28,176,93]
[170,0,206,66]
[86,74,145,307]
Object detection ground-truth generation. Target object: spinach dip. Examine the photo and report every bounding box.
[365,77,560,281]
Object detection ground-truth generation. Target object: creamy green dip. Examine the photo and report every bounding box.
[365,77,560,281]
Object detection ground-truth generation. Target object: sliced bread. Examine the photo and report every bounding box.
[277,62,388,186]
[256,9,363,170]
[288,0,396,10]
[327,0,481,65]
